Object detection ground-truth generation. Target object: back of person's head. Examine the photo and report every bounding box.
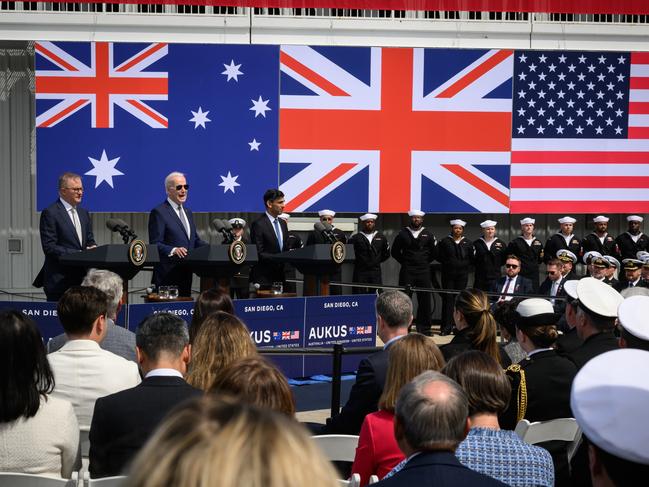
[126,395,339,487]
[375,290,412,329]
[442,351,511,417]
[57,286,108,336]
[209,356,295,416]
[187,312,258,390]
[395,370,469,453]
[455,288,501,364]
[81,268,123,320]
[190,287,234,343]
[379,333,445,412]
[0,310,54,423]
[136,312,190,362]
[492,297,524,339]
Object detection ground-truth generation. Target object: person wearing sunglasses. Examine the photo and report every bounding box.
[505,218,544,292]
[490,255,533,304]
[539,258,567,314]
[149,171,207,297]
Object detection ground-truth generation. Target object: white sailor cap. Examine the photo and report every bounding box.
[557,249,577,264]
[618,295,649,342]
[318,209,335,218]
[359,213,378,222]
[571,348,649,464]
[604,255,620,269]
[623,259,644,271]
[576,277,624,318]
[563,280,579,301]
[583,251,603,264]
[636,251,649,261]
[515,298,560,327]
[480,220,497,228]
[278,213,290,221]
[228,218,246,227]
[558,216,577,224]
[520,217,535,225]
[593,215,609,223]
[450,219,467,227]
[627,215,644,222]
[408,210,425,217]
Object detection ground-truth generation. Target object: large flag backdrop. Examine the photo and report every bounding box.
[36,42,649,213]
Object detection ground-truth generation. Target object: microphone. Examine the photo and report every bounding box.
[106,218,137,243]
[314,222,336,243]
[210,218,233,244]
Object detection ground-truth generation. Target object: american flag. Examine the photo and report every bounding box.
[510,50,649,213]
[279,45,513,213]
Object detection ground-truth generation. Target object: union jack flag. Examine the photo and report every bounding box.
[279,45,513,213]
[36,41,168,129]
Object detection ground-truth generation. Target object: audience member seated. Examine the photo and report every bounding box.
[89,312,201,478]
[444,351,554,487]
[0,310,79,478]
[186,311,258,391]
[125,395,340,487]
[555,281,583,355]
[375,371,506,486]
[571,349,649,487]
[492,298,526,364]
[321,290,412,435]
[209,356,295,417]
[48,286,141,429]
[441,288,511,367]
[189,287,234,343]
[48,268,136,362]
[351,333,445,486]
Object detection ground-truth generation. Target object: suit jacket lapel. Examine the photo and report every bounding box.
[164,201,189,242]
[56,200,82,248]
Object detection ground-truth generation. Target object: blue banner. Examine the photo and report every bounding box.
[127,301,195,331]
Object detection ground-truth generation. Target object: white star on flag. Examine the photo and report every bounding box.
[222,60,243,82]
[85,150,124,188]
[218,171,240,193]
[250,96,271,118]
[189,107,211,129]
[248,139,261,151]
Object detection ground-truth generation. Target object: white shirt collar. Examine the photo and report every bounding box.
[266,211,279,223]
[145,368,183,379]
[59,197,74,211]
[407,227,424,238]
[362,231,377,243]
[528,347,554,357]
[167,197,182,211]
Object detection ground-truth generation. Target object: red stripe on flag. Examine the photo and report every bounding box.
[38,99,88,127]
[35,43,79,72]
[629,102,649,114]
[116,43,167,72]
[280,51,350,97]
[284,163,356,212]
[126,99,168,127]
[510,200,649,213]
[442,164,509,207]
[437,50,512,98]
[629,77,649,89]
[628,127,649,139]
[632,52,649,63]
[511,176,649,188]
[511,151,649,164]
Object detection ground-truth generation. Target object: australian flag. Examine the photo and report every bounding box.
[35,41,279,212]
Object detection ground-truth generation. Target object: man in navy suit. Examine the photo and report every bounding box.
[148,172,207,296]
[490,254,533,304]
[375,371,506,487]
[36,172,96,301]
[539,258,567,314]
[250,189,289,289]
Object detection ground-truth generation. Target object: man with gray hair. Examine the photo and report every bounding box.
[321,290,412,435]
[89,312,200,478]
[48,268,136,361]
[376,371,506,486]
[148,171,207,296]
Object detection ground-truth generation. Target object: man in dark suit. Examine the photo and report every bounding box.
[539,258,567,314]
[89,312,201,478]
[250,189,289,289]
[506,217,544,292]
[148,172,207,297]
[321,290,411,435]
[36,172,96,301]
[491,255,533,304]
[375,371,506,487]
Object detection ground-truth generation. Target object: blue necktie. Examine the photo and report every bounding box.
[273,218,283,250]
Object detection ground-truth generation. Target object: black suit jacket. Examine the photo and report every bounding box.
[374,451,506,487]
[36,200,96,300]
[490,275,533,299]
[539,277,567,314]
[567,331,619,370]
[321,343,391,435]
[250,214,289,287]
[89,375,201,478]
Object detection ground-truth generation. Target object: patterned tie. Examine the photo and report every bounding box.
[70,207,83,245]
[178,205,190,238]
[273,218,283,250]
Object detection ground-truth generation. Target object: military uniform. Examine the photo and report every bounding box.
[437,234,474,334]
[473,237,507,291]
[555,327,583,356]
[506,236,544,292]
[580,232,618,262]
[544,233,582,264]
[349,231,390,294]
[391,227,437,336]
[615,231,649,260]
[567,331,619,370]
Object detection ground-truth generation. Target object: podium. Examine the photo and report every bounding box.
[263,244,355,296]
[60,244,159,303]
[184,244,258,293]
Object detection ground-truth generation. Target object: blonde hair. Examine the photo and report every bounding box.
[455,288,502,365]
[126,396,340,487]
[186,311,258,390]
[378,333,445,412]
